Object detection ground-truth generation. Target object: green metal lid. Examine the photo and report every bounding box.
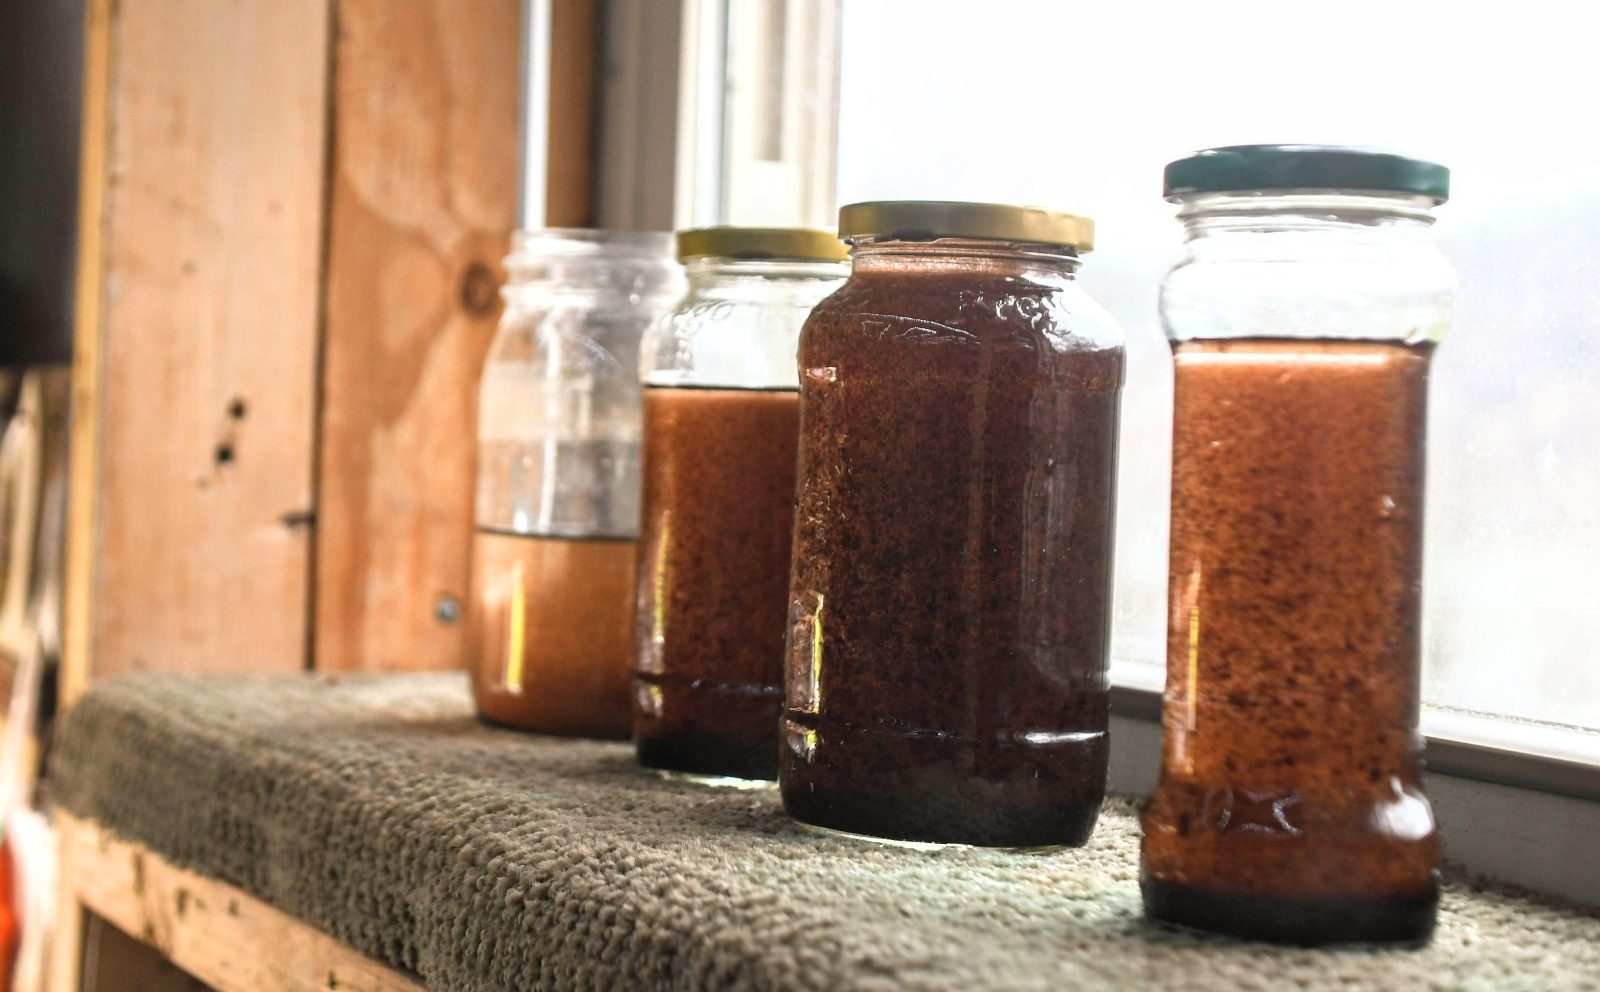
[1164,145,1450,203]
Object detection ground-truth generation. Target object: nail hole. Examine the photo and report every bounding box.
[434,595,462,624]
[460,262,500,317]
[228,397,248,420]
[215,442,235,466]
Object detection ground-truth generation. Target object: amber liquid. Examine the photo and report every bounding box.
[469,529,636,739]
[633,386,801,780]
[1141,338,1439,944]
[781,265,1123,846]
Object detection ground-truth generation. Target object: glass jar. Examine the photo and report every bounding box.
[634,228,848,781]
[470,229,683,738]
[1142,146,1455,944]
[781,202,1125,846]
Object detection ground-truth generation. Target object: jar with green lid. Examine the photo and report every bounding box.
[781,201,1125,845]
[634,227,848,781]
[1142,145,1454,944]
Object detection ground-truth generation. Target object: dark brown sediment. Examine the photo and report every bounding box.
[633,386,801,780]
[781,254,1123,846]
[469,530,636,739]
[1142,878,1439,946]
[1142,337,1439,943]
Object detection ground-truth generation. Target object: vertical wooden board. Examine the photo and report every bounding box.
[89,0,330,676]
[315,0,522,671]
[61,0,113,710]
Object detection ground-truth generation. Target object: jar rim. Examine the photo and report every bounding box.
[507,227,675,262]
[1172,190,1441,228]
[838,201,1094,253]
[1164,145,1449,204]
[676,227,848,263]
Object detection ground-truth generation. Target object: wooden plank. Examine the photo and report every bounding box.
[61,0,114,712]
[48,806,87,992]
[314,0,523,671]
[57,814,425,992]
[546,0,599,227]
[83,0,331,678]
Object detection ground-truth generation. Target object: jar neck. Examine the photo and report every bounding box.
[849,237,1082,281]
[1175,190,1439,240]
[502,227,681,303]
[683,257,848,287]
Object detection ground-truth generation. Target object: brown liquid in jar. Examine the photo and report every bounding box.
[1142,338,1439,944]
[470,529,636,739]
[634,386,801,780]
[781,256,1123,846]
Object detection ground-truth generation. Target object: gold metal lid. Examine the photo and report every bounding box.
[675,227,849,263]
[837,200,1094,252]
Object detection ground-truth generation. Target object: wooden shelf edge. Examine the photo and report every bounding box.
[55,813,426,992]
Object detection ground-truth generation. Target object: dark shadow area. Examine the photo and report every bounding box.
[0,0,83,366]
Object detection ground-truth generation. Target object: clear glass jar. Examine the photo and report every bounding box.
[470,229,683,738]
[634,228,847,781]
[1141,146,1455,944]
[781,202,1125,846]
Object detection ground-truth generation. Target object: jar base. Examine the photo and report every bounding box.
[780,716,1105,848]
[635,734,778,782]
[633,675,781,781]
[1141,876,1438,946]
[791,818,1073,854]
[782,787,1101,848]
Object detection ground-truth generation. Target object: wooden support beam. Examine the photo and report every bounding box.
[57,814,424,992]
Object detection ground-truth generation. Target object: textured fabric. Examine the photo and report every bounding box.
[49,672,1600,992]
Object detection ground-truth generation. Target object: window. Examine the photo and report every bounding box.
[584,0,1600,765]
[831,0,1600,760]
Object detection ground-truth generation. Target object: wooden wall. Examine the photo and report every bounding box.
[65,0,599,697]
[313,0,522,672]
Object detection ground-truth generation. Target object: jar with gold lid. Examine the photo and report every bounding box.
[634,227,847,780]
[781,202,1125,845]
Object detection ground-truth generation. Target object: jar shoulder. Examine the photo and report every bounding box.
[804,273,1125,352]
[641,281,841,386]
[1160,235,1456,343]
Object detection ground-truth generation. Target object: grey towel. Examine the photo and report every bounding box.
[48,672,1600,991]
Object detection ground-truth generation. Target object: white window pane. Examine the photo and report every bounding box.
[837,0,1600,739]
